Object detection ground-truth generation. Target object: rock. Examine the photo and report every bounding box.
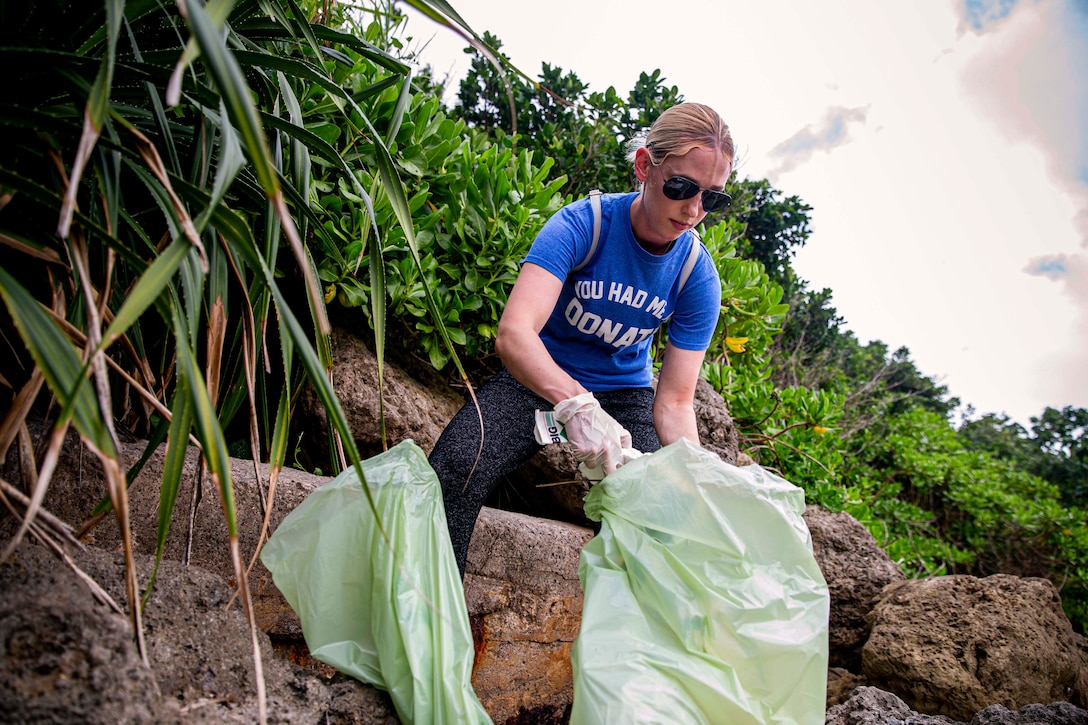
[321,679,401,725]
[825,686,1088,725]
[970,702,1088,724]
[0,545,165,724]
[825,685,962,724]
[0,542,398,724]
[1,428,327,639]
[693,376,741,463]
[803,505,906,670]
[863,575,1088,722]
[294,326,466,463]
[826,667,870,709]
[463,507,593,722]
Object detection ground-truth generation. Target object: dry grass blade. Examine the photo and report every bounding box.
[57,114,100,239]
[205,299,226,410]
[16,426,37,493]
[0,421,70,564]
[219,236,265,509]
[184,459,205,566]
[68,229,148,663]
[0,476,83,551]
[229,516,266,722]
[241,463,278,583]
[130,126,209,271]
[239,392,290,595]
[0,232,65,264]
[0,373,46,464]
[95,450,148,663]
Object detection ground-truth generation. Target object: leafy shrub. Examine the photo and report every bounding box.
[311,83,567,368]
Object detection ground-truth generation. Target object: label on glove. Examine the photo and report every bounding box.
[534,409,568,445]
[535,410,608,480]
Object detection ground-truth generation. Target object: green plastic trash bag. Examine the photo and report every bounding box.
[571,438,829,725]
[260,440,491,725]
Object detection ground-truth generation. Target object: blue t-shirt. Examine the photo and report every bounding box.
[523,192,722,391]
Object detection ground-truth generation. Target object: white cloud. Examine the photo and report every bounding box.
[1025,252,1088,408]
[765,106,870,182]
[959,0,1088,246]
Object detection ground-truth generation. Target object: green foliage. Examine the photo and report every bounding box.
[728,179,812,298]
[958,408,1088,508]
[309,78,567,368]
[452,33,685,197]
[844,408,1088,624]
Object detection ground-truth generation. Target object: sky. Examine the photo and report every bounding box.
[399,0,1088,427]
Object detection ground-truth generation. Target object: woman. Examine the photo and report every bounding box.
[430,102,735,576]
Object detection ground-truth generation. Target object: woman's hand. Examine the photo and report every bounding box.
[555,392,632,475]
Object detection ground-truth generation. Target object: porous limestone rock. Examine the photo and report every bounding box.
[863,574,1088,722]
[803,505,906,669]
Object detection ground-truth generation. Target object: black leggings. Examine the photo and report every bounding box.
[428,369,661,576]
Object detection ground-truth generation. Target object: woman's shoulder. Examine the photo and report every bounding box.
[597,191,637,208]
[584,191,637,230]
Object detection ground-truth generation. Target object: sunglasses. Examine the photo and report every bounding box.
[661,175,732,213]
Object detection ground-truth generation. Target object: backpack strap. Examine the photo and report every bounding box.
[573,189,703,293]
[676,230,703,294]
[573,189,603,272]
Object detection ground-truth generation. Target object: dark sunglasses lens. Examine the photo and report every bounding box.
[662,176,700,201]
[701,190,732,213]
[662,176,731,212]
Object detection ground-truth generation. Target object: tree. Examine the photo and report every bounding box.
[730,179,812,297]
[453,34,689,196]
[960,407,1088,508]
[1033,407,1088,506]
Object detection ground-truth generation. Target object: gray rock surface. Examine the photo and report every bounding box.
[0,542,397,724]
[826,686,1088,725]
[294,327,465,463]
[1,544,163,724]
[825,686,961,724]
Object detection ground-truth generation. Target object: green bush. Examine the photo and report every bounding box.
[311,84,567,369]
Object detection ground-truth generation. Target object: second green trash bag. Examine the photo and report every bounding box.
[571,438,830,724]
[260,440,491,725]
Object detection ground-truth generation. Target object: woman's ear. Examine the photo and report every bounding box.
[633,146,652,183]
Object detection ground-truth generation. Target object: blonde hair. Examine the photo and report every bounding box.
[626,103,734,167]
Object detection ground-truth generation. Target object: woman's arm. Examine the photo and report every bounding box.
[495,263,587,406]
[653,342,706,446]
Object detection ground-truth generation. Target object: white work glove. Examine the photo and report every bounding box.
[577,448,644,481]
[554,393,632,477]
